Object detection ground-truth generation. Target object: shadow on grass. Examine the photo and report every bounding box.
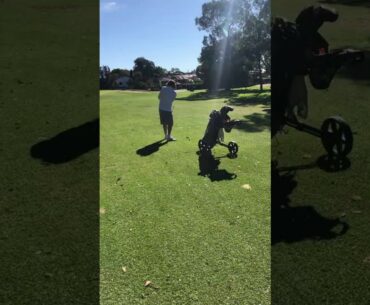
[226,93,271,107]
[176,90,237,101]
[30,119,99,164]
[234,112,271,133]
[176,88,269,101]
[198,153,237,181]
[317,155,351,172]
[319,0,370,8]
[272,169,349,244]
[337,50,370,81]
[276,155,351,173]
[136,139,168,156]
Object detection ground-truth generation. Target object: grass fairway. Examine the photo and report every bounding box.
[272,1,370,304]
[0,0,99,304]
[100,86,271,305]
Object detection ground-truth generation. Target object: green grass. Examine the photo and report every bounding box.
[0,1,98,304]
[272,1,370,304]
[100,86,271,305]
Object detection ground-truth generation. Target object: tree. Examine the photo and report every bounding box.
[110,68,131,77]
[196,37,218,89]
[240,0,270,90]
[100,58,167,91]
[154,66,167,77]
[195,0,251,90]
[131,57,166,90]
[169,67,183,75]
[99,66,111,89]
[133,57,156,82]
[195,0,269,90]
[100,66,132,89]
[195,0,250,40]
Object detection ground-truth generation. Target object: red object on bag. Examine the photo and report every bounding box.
[319,48,326,55]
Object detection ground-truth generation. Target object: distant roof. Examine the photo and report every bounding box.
[160,73,200,82]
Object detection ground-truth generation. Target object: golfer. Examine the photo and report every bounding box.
[158,80,177,141]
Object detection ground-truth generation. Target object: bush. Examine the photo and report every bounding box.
[136,81,148,90]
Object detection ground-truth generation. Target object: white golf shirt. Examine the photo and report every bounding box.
[158,86,176,112]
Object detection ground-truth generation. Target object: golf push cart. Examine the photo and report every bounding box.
[272,5,365,160]
[198,106,244,157]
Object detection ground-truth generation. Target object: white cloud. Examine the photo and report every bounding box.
[101,1,120,12]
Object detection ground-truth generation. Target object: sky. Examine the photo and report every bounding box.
[100,0,209,72]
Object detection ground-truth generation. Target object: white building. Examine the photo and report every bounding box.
[114,76,131,89]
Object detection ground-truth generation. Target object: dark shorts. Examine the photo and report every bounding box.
[159,110,173,125]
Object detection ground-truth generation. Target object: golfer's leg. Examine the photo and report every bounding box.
[167,111,174,138]
[162,124,168,138]
[168,123,173,137]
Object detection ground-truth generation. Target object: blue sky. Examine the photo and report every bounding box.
[100,0,208,72]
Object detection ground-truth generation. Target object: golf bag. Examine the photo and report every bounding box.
[271,5,364,137]
[198,106,239,156]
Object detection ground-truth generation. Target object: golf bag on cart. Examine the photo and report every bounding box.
[271,5,364,159]
[198,106,240,156]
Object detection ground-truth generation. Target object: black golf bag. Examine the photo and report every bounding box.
[271,5,364,158]
[198,106,239,156]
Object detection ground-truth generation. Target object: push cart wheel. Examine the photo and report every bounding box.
[198,139,211,155]
[321,116,353,157]
[227,141,239,155]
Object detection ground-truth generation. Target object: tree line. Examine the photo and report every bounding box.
[99,58,193,90]
[100,0,270,91]
[196,0,270,91]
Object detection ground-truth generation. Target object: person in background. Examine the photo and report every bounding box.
[158,80,177,141]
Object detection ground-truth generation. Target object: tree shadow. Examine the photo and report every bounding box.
[317,155,351,172]
[176,90,237,101]
[30,119,99,164]
[275,162,318,172]
[226,93,271,107]
[272,168,349,244]
[136,139,168,156]
[197,153,237,182]
[276,155,351,173]
[233,88,270,95]
[234,112,271,132]
[176,88,269,101]
[319,0,370,8]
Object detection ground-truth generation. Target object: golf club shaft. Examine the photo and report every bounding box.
[286,120,322,137]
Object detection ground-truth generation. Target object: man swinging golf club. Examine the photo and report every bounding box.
[158,80,177,141]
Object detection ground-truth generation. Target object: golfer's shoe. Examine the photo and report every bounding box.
[167,136,176,141]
